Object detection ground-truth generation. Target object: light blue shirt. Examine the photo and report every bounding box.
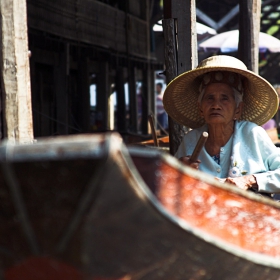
[175,120,280,193]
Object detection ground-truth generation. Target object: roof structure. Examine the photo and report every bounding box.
[260,0,280,84]
[195,0,280,84]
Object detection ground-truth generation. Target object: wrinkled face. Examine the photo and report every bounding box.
[199,83,242,126]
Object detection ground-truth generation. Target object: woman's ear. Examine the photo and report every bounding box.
[235,101,243,119]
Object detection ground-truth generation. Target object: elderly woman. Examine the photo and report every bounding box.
[163,55,280,194]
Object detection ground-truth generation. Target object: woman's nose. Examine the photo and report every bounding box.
[211,100,221,109]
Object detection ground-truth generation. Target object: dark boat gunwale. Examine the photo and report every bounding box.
[2,133,280,277]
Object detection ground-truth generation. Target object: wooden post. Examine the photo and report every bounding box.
[54,43,69,135]
[0,0,34,143]
[141,69,149,134]
[96,61,109,131]
[128,65,138,133]
[163,0,198,155]
[77,53,90,132]
[116,67,127,133]
[238,0,261,73]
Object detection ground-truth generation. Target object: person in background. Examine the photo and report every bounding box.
[155,82,168,133]
[163,55,280,196]
[261,118,276,130]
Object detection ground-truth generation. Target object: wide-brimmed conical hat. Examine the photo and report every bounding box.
[163,55,279,128]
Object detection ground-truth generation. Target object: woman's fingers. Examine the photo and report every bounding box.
[179,156,201,170]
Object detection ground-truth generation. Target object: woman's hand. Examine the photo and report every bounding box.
[224,174,258,191]
[179,156,201,170]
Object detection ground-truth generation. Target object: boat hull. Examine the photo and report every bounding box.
[1,133,280,279]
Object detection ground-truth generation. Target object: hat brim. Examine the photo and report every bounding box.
[163,65,279,128]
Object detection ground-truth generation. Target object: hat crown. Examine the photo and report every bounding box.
[197,55,248,71]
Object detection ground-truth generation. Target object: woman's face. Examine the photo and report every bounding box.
[199,83,242,126]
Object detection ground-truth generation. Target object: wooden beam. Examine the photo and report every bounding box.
[0,0,34,143]
[216,5,239,31]
[238,0,261,73]
[196,5,239,32]
[196,8,218,30]
[163,0,197,155]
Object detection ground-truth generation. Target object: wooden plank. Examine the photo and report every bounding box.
[26,0,149,60]
[238,0,261,73]
[0,0,34,143]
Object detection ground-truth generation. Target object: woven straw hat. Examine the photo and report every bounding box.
[163,55,279,128]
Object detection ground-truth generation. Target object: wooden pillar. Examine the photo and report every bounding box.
[116,67,126,132]
[141,68,150,134]
[238,0,261,73]
[96,61,109,131]
[163,0,198,155]
[0,0,34,143]
[128,65,138,133]
[77,53,90,132]
[141,0,152,135]
[54,43,69,135]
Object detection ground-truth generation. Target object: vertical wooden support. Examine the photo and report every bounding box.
[128,64,138,133]
[150,67,155,128]
[238,0,261,73]
[0,0,34,143]
[175,0,198,74]
[141,68,150,134]
[96,61,109,131]
[140,0,152,135]
[77,53,90,132]
[116,67,126,132]
[54,43,69,135]
[163,0,198,155]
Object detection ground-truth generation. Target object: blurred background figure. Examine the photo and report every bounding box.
[262,119,276,130]
[155,82,168,133]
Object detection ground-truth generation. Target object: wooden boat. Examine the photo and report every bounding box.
[133,135,169,153]
[1,133,280,279]
[134,126,280,149]
[137,135,169,147]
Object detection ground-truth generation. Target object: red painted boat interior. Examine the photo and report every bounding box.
[132,155,280,259]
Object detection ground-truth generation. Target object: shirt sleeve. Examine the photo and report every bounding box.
[175,129,201,159]
[250,126,280,193]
